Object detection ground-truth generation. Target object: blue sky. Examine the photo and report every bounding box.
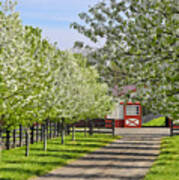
[16,0,101,50]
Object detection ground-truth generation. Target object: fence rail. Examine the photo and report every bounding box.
[170,120,179,136]
[0,123,60,150]
[0,119,115,150]
[74,119,115,136]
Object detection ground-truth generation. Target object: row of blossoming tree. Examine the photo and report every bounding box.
[0,0,114,156]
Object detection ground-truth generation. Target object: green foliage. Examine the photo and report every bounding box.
[0,133,119,180]
[71,0,179,119]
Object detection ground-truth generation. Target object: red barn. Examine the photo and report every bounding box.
[106,85,142,128]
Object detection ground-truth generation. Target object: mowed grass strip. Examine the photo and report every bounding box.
[144,135,179,180]
[143,117,165,126]
[0,133,119,180]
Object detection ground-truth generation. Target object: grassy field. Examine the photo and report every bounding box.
[144,135,179,180]
[143,117,165,126]
[0,133,119,180]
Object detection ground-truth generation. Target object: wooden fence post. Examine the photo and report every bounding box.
[46,120,49,139]
[57,122,61,137]
[0,128,2,140]
[112,119,115,137]
[19,125,23,147]
[61,119,65,144]
[6,130,10,150]
[0,128,2,148]
[84,121,87,137]
[36,123,39,142]
[55,123,58,137]
[89,120,93,135]
[30,126,34,144]
[43,123,47,151]
[165,116,169,127]
[50,121,52,139]
[40,124,43,141]
[66,124,70,135]
[0,129,2,157]
[170,120,173,136]
[53,123,56,137]
[13,129,16,147]
[56,123,58,137]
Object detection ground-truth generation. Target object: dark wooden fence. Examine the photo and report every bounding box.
[170,120,179,136]
[0,119,115,150]
[0,122,61,150]
[74,119,115,136]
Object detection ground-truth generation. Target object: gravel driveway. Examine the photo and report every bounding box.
[32,128,170,180]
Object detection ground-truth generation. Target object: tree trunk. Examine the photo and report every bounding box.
[61,119,65,144]
[25,128,30,157]
[89,120,93,136]
[84,121,87,137]
[43,124,47,151]
[72,125,75,141]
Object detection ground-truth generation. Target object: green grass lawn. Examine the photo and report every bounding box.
[143,117,165,126]
[0,133,119,180]
[144,135,179,180]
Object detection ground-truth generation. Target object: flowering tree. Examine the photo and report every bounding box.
[71,0,179,119]
[0,0,114,154]
[0,1,58,155]
[48,52,113,143]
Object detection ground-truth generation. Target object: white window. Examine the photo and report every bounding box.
[126,105,140,116]
[119,104,124,119]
